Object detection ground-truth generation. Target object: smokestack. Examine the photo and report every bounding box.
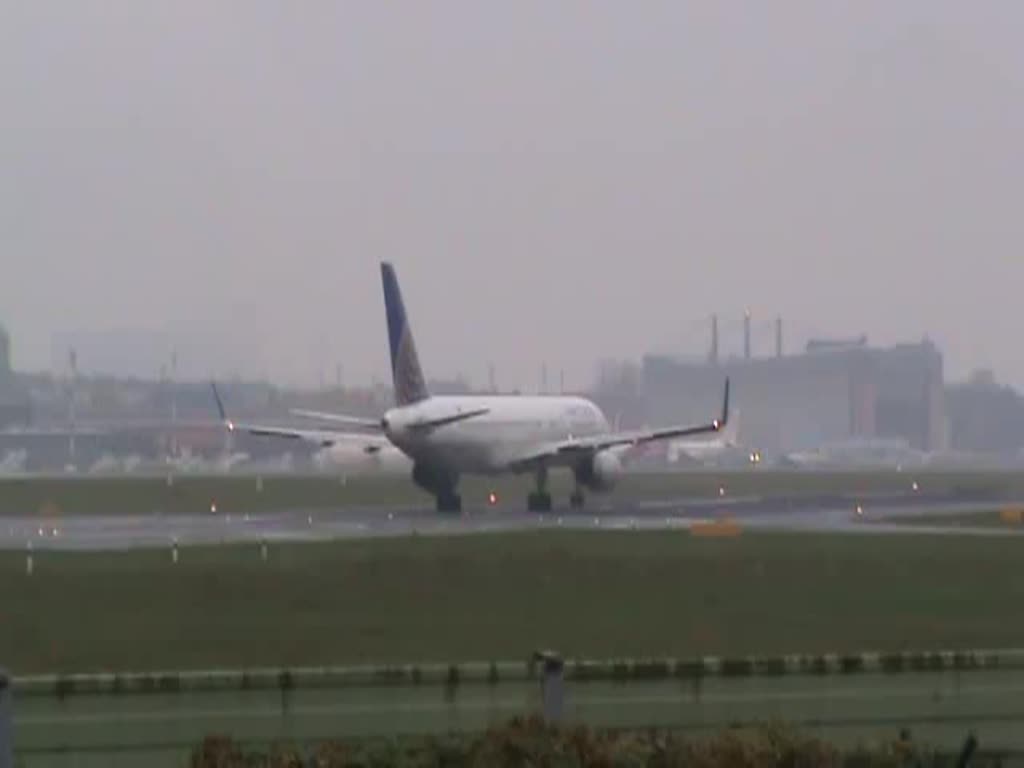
[743,311,751,360]
[170,350,179,459]
[488,363,496,393]
[775,316,783,358]
[68,347,78,464]
[709,314,719,365]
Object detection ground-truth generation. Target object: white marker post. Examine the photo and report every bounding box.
[171,537,179,565]
[260,538,268,563]
[25,541,33,576]
[256,475,263,493]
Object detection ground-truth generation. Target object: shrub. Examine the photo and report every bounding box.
[189,721,1004,768]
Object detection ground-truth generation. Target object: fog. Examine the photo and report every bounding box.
[4,2,1023,389]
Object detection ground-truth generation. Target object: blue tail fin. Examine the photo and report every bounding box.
[381,262,429,406]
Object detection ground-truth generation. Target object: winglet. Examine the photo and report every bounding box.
[714,378,730,431]
[722,377,730,427]
[210,381,234,432]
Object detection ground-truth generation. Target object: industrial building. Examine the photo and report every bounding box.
[0,324,31,430]
[640,317,947,458]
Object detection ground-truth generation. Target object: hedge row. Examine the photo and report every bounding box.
[14,647,1024,698]
[191,718,998,768]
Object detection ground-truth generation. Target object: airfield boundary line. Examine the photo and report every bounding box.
[14,647,1024,698]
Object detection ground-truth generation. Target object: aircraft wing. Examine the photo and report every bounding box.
[211,383,387,451]
[511,379,729,469]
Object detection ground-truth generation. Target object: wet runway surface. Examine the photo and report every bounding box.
[2,489,1022,550]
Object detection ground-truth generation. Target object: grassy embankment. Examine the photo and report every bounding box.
[3,529,1023,673]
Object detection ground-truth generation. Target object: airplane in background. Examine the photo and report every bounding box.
[211,386,410,476]
[667,409,757,465]
[779,437,927,469]
[0,449,28,475]
[274,262,729,513]
[311,441,411,474]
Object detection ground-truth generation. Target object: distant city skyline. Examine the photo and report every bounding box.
[19,319,971,395]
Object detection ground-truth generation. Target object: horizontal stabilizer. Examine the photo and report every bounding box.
[407,407,489,431]
[290,409,384,432]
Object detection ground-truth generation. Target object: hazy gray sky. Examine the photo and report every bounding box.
[4,2,1023,389]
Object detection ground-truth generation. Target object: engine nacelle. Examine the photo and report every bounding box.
[411,461,455,494]
[576,449,623,492]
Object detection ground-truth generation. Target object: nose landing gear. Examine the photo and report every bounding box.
[435,489,462,513]
[527,466,552,512]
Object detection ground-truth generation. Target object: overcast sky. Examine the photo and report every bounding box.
[3,2,1023,390]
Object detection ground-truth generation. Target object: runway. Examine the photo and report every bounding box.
[2,489,1022,550]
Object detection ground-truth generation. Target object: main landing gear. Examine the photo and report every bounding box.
[527,490,552,512]
[525,467,587,511]
[413,462,462,514]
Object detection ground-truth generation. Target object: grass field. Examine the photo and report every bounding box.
[0,467,1021,516]
[3,530,1024,674]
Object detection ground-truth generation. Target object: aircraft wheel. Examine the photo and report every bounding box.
[569,490,585,509]
[527,491,553,513]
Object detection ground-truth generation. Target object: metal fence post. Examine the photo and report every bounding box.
[0,669,12,768]
[533,650,564,723]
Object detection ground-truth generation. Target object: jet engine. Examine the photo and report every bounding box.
[412,461,455,494]
[575,449,623,492]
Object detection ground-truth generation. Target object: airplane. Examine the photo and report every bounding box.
[211,385,410,476]
[0,448,28,475]
[276,261,729,513]
[311,441,411,474]
[667,409,753,465]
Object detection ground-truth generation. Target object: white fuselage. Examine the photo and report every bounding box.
[383,395,610,474]
[314,441,412,474]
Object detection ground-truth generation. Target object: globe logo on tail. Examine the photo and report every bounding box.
[394,326,427,406]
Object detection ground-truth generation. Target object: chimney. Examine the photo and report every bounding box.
[743,311,751,360]
[775,316,783,358]
[709,314,719,365]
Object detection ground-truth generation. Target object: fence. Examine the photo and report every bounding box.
[1,670,10,768]
[11,648,1024,767]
